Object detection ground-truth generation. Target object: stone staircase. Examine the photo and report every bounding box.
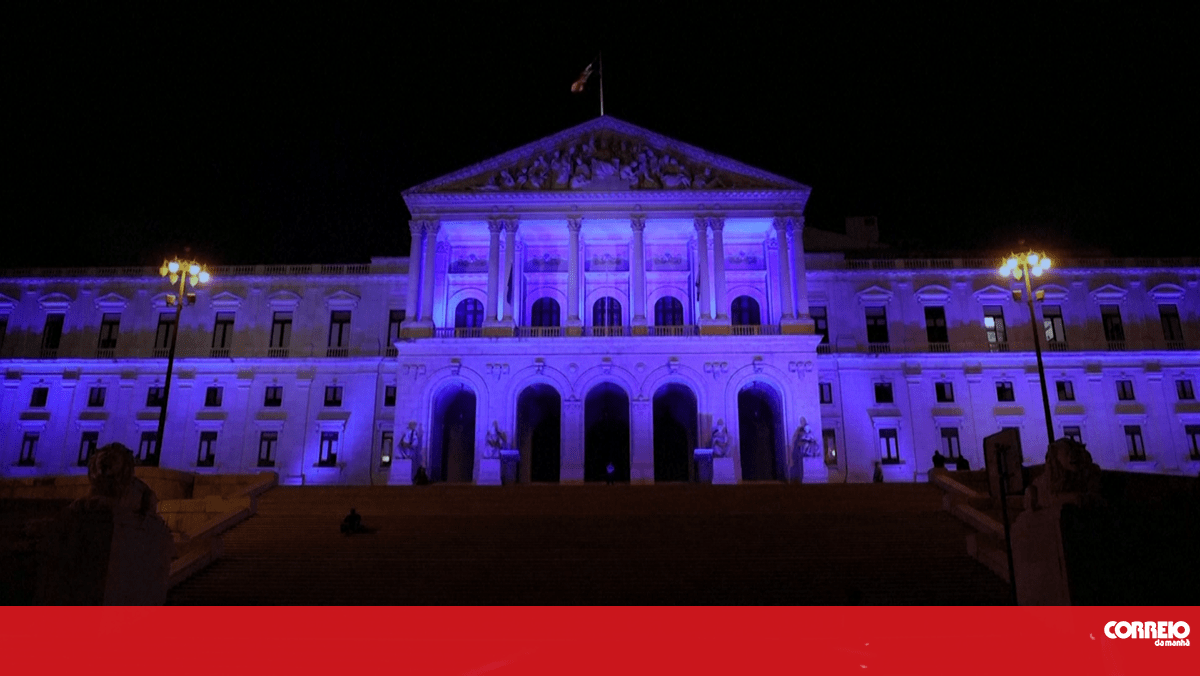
[167,483,1010,605]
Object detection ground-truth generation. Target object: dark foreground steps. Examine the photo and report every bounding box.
[167,483,1010,605]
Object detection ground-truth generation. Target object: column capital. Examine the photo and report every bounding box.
[630,216,646,232]
[503,218,520,233]
[708,216,725,232]
[488,219,505,234]
[566,217,583,233]
[408,220,424,236]
[422,220,441,235]
[694,217,708,233]
[790,215,805,233]
[771,216,789,232]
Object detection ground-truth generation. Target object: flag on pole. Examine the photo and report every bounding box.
[505,265,514,305]
[571,62,594,93]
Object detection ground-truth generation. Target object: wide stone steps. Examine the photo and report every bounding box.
[168,484,1010,605]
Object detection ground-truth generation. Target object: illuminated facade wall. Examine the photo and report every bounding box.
[3,117,1198,484]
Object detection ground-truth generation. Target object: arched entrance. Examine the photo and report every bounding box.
[430,385,476,483]
[653,383,697,482]
[737,382,785,481]
[517,384,561,483]
[584,382,629,482]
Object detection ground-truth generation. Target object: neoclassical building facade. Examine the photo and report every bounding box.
[3,117,1199,485]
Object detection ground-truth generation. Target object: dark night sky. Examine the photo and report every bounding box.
[4,4,1195,269]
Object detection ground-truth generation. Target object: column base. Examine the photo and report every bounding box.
[713,457,737,484]
[699,318,732,336]
[631,325,649,336]
[483,320,514,337]
[566,319,583,337]
[388,458,414,486]
[477,458,502,485]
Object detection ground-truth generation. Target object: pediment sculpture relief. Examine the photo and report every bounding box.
[468,134,762,191]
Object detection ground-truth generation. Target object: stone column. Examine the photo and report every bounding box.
[710,217,729,321]
[631,216,647,334]
[502,219,519,322]
[567,218,582,335]
[486,219,503,322]
[630,398,655,483]
[561,397,585,482]
[790,216,811,319]
[773,217,795,321]
[419,220,440,326]
[694,217,711,322]
[404,221,422,325]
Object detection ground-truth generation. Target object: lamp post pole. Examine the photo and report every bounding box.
[152,257,210,466]
[1000,251,1056,445]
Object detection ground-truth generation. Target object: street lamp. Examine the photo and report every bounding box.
[152,256,211,466]
[999,251,1055,444]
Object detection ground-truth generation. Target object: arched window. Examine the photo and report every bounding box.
[531,297,561,327]
[593,297,622,327]
[654,296,684,326]
[455,299,484,328]
[731,296,761,326]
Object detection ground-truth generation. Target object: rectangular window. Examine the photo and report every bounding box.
[324,386,343,407]
[1177,380,1195,401]
[258,431,278,468]
[1043,305,1065,344]
[1056,380,1075,402]
[1101,305,1125,342]
[819,382,833,405]
[78,431,99,467]
[1186,425,1200,461]
[879,429,900,464]
[924,306,948,344]
[30,387,49,408]
[1124,425,1145,461]
[384,385,397,407]
[874,382,894,404]
[87,386,106,407]
[328,311,351,348]
[935,382,954,403]
[212,312,235,349]
[41,314,65,350]
[270,312,293,348]
[388,310,405,342]
[996,381,1015,402]
[205,386,224,407]
[138,431,160,466]
[155,312,177,350]
[1063,426,1082,443]
[197,431,217,467]
[940,427,962,458]
[19,433,38,466]
[1160,304,1183,342]
[984,306,1007,347]
[811,306,828,344]
[318,431,338,467]
[823,429,838,467]
[0,316,7,351]
[380,430,394,467]
[98,313,121,349]
[264,386,283,407]
[1116,380,1135,401]
[146,386,166,408]
[865,306,889,344]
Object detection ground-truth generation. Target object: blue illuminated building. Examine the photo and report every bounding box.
[3,117,1199,485]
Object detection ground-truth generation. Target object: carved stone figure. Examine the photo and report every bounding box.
[1037,437,1103,507]
[80,442,157,516]
[793,419,820,459]
[398,421,421,460]
[711,419,729,457]
[486,420,508,458]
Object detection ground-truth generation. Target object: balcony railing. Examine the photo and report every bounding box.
[384,346,398,357]
[927,342,951,353]
[267,347,289,357]
[731,324,781,336]
[95,348,115,359]
[1107,340,1126,351]
[210,348,230,358]
[433,327,485,338]
[988,342,1010,353]
[326,347,349,357]
[868,343,891,354]
[519,327,564,338]
[1046,341,1070,352]
[152,348,169,358]
[816,343,832,354]
[1166,340,1187,351]
[39,348,58,359]
[650,325,697,337]
[587,326,625,337]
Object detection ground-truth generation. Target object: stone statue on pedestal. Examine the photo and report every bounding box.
[486,420,508,459]
[711,419,729,457]
[793,418,820,459]
[398,421,420,460]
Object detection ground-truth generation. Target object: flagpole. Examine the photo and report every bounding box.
[599,51,604,116]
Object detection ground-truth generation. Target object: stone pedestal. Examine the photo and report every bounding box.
[478,458,502,485]
[389,458,413,486]
[500,450,520,485]
[37,508,172,605]
[712,457,736,485]
[802,456,828,484]
[694,448,713,484]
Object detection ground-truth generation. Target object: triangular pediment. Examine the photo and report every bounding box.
[405,116,807,195]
